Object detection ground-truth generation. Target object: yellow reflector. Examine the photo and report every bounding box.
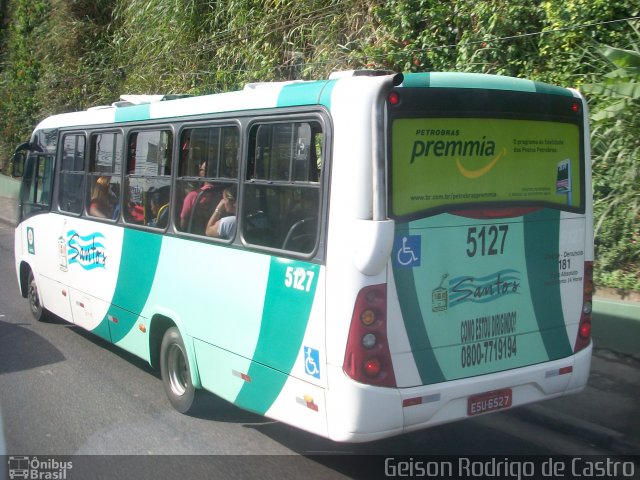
[360,309,375,326]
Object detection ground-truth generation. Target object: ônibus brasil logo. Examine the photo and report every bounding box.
[8,456,73,479]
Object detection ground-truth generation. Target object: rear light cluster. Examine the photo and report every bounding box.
[574,261,593,352]
[343,284,397,387]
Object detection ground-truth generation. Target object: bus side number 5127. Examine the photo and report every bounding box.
[285,266,315,292]
[467,225,509,257]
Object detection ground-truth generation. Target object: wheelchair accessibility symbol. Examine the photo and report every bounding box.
[304,347,320,379]
[393,235,421,268]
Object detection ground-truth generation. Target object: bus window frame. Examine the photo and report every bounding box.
[123,125,175,230]
[56,131,88,217]
[240,113,329,260]
[18,151,55,221]
[46,107,332,264]
[86,129,124,222]
[174,120,241,238]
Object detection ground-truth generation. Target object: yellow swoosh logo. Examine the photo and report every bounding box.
[456,148,507,179]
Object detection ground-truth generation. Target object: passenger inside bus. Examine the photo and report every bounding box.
[147,186,170,228]
[205,186,237,239]
[88,176,118,218]
[179,162,221,233]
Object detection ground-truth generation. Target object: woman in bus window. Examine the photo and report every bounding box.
[179,162,219,231]
[89,176,118,218]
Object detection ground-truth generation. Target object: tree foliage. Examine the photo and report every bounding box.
[583,27,640,290]
[0,0,638,289]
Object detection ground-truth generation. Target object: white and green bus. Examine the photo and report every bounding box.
[12,71,593,442]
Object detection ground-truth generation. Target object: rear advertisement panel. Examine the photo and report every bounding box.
[391,118,582,218]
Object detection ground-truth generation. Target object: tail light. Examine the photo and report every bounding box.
[574,261,593,352]
[343,284,396,387]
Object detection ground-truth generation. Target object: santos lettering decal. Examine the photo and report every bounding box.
[65,230,107,270]
[449,269,521,306]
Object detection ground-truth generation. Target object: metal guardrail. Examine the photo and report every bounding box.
[0,174,19,199]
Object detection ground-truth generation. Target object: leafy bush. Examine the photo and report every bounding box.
[0,0,49,167]
[583,29,640,291]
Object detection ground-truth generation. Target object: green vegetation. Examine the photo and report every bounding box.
[583,34,640,291]
[0,0,638,291]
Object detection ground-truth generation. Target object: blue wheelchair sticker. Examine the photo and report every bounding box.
[393,234,421,268]
[304,347,320,379]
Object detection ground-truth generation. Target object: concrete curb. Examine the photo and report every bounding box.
[0,195,17,227]
[592,298,640,358]
[517,403,639,455]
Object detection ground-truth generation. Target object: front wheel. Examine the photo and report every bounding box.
[27,270,47,321]
[160,326,204,414]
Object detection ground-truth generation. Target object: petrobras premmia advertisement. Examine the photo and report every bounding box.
[390,118,582,218]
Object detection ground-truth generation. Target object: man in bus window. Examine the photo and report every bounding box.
[205,186,237,239]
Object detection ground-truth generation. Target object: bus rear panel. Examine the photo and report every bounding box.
[331,73,593,441]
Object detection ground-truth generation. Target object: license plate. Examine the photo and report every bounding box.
[467,388,512,416]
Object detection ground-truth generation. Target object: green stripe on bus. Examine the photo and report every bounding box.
[392,250,446,385]
[234,257,320,414]
[90,315,113,342]
[401,72,431,88]
[101,229,163,343]
[115,104,152,123]
[277,80,336,109]
[523,210,573,359]
[534,81,574,97]
[403,72,537,93]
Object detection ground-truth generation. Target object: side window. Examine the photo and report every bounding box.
[87,132,122,220]
[243,121,323,254]
[176,125,239,236]
[21,153,54,220]
[124,129,173,228]
[59,134,86,214]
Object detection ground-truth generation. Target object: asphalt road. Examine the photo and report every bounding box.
[0,221,638,479]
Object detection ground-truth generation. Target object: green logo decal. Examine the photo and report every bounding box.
[27,227,35,254]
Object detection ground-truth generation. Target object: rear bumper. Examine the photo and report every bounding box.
[325,342,592,442]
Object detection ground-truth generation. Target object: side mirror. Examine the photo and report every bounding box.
[11,142,30,178]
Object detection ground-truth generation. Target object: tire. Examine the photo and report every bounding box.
[27,270,47,322]
[159,326,204,414]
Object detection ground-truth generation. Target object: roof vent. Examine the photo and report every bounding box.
[243,80,305,91]
[111,94,192,108]
[328,69,396,79]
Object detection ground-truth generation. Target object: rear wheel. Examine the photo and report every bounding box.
[160,326,204,414]
[27,270,47,321]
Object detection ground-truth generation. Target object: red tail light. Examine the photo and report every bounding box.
[343,284,397,387]
[574,261,593,352]
[387,91,400,106]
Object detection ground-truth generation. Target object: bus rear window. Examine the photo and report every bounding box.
[390,117,582,219]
